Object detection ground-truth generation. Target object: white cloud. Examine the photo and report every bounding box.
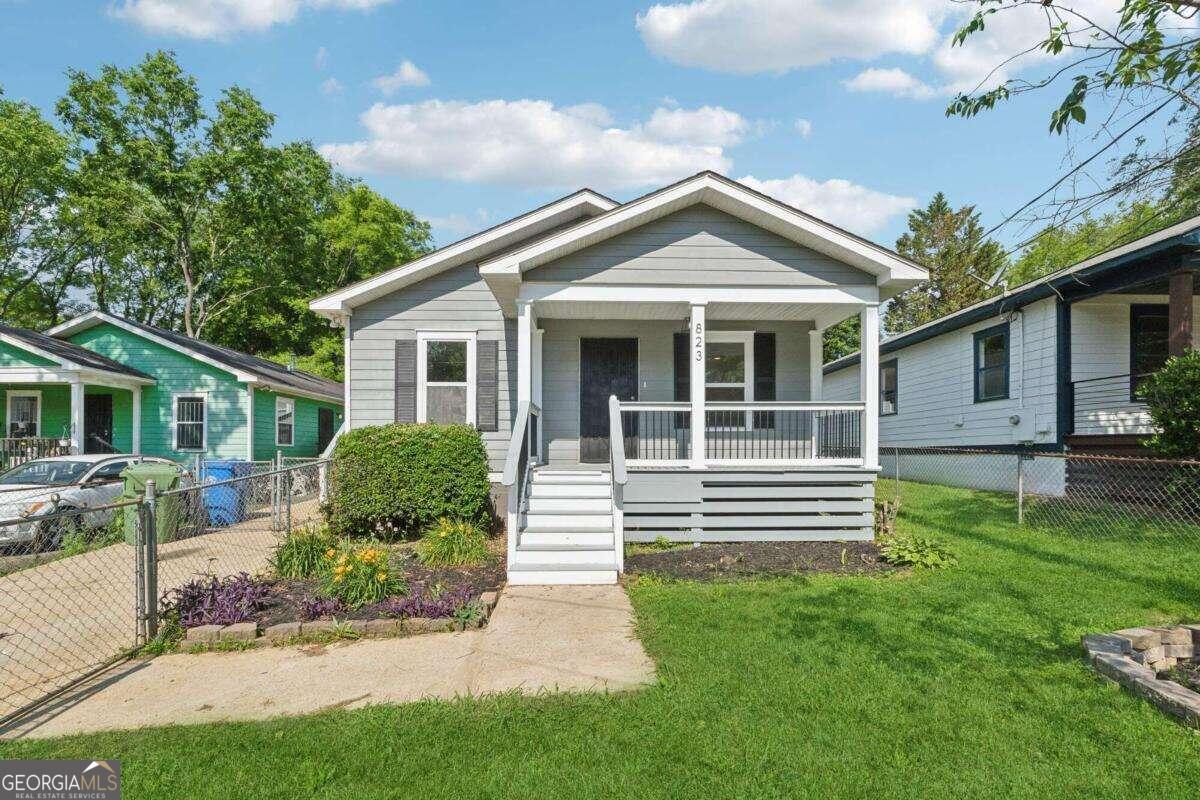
[111,0,395,39]
[315,46,329,70]
[319,99,736,190]
[636,0,948,74]
[794,118,812,139]
[642,105,750,147]
[844,67,936,100]
[371,60,431,95]
[423,209,494,239]
[738,173,915,235]
[319,77,344,95]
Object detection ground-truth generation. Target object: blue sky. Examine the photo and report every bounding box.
[1,1,1153,251]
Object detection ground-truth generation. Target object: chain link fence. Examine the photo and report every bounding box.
[880,446,1200,542]
[0,458,327,726]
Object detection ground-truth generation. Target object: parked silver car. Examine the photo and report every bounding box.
[0,455,184,552]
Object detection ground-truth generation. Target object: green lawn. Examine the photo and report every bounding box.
[5,480,1200,799]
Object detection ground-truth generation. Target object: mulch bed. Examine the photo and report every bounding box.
[624,540,895,581]
[253,540,506,627]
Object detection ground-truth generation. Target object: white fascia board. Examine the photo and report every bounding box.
[308,190,617,316]
[75,368,156,388]
[248,381,344,405]
[47,311,257,382]
[519,282,878,306]
[479,174,928,286]
[0,332,74,370]
[0,367,77,383]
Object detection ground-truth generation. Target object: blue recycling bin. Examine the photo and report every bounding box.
[202,460,254,526]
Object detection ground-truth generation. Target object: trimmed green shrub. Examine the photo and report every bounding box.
[329,423,491,538]
[417,518,489,566]
[272,522,336,579]
[1141,350,1200,459]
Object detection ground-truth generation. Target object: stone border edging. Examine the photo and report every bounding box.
[1082,623,1200,728]
[182,589,501,649]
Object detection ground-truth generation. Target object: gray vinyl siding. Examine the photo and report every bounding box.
[541,318,815,464]
[529,205,874,286]
[824,297,1060,448]
[1070,294,1200,435]
[348,262,515,472]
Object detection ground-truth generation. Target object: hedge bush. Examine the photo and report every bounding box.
[328,423,491,538]
[1141,350,1200,459]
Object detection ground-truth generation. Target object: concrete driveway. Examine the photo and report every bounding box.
[0,499,322,719]
[4,584,657,739]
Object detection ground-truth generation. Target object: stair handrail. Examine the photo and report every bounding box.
[502,401,540,486]
[608,395,626,573]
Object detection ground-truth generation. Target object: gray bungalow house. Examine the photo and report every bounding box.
[310,172,927,584]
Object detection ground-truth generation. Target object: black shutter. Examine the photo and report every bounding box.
[754,332,776,429]
[476,339,498,432]
[673,331,690,432]
[394,340,417,423]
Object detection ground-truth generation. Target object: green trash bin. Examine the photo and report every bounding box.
[121,462,185,544]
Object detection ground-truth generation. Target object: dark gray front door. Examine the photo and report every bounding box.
[83,394,114,454]
[579,338,638,463]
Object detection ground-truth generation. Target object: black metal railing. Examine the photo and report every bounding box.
[619,402,690,462]
[0,437,71,473]
[1069,373,1157,436]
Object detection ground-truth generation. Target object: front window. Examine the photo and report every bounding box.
[705,332,753,427]
[1130,304,1170,398]
[880,359,898,416]
[276,397,295,446]
[418,334,475,425]
[973,324,1010,402]
[0,459,91,486]
[174,394,206,451]
[6,391,40,438]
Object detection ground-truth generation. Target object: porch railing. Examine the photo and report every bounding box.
[1069,373,1157,436]
[616,401,865,466]
[0,437,71,473]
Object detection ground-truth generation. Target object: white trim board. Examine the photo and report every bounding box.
[416,331,477,425]
[171,391,208,452]
[5,390,41,437]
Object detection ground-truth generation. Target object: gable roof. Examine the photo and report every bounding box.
[46,312,343,403]
[309,188,618,315]
[0,323,154,381]
[823,212,1200,374]
[478,172,928,294]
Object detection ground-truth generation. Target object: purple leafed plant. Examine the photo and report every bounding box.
[300,595,345,621]
[377,585,474,619]
[160,573,272,628]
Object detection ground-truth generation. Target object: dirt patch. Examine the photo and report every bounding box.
[624,540,894,581]
[1168,661,1200,693]
[253,540,506,627]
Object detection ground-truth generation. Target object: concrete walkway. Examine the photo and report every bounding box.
[0,499,322,718]
[3,584,656,740]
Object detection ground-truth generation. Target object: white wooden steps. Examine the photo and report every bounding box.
[507,468,619,585]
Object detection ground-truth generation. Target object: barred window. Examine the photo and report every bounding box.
[174,394,206,451]
[276,397,295,447]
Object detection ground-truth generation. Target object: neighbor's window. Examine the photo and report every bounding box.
[973,324,1010,402]
[6,391,40,438]
[173,394,206,451]
[705,332,753,428]
[418,334,475,425]
[880,359,898,416]
[276,397,295,447]
[1130,304,1170,398]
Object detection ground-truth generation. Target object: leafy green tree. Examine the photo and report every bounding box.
[884,193,1007,335]
[1009,201,1163,285]
[822,316,861,363]
[0,88,88,328]
[1141,350,1200,459]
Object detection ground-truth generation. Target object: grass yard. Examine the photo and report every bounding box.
[4,480,1200,798]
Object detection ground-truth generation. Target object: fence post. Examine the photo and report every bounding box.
[143,479,159,639]
[1016,453,1025,526]
[285,467,293,535]
[134,499,146,645]
[318,460,329,504]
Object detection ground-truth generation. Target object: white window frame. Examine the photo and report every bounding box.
[5,390,41,438]
[416,331,477,425]
[704,330,754,428]
[171,392,208,452]
[275,396,296,447]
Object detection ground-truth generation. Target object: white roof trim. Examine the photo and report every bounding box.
[46,312,259,382]
[478,173,928,289]
[308,189,617,314]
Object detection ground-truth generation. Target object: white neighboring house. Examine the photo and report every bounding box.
[822,214,1200,491]
[310,172,928,585]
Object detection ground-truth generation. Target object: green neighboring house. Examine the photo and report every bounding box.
[0,312,343,465]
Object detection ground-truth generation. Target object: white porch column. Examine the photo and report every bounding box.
[69,380,85,454]
[517,301,534,406]
[859,305,880,469]
[342,312,352,428]
[689,302,706,468]
[245,384,255,461]
[532,328,544,407]
[132,387,142,455]
[809,328,824,401]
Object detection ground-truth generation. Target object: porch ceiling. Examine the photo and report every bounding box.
[532,299,856,324]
